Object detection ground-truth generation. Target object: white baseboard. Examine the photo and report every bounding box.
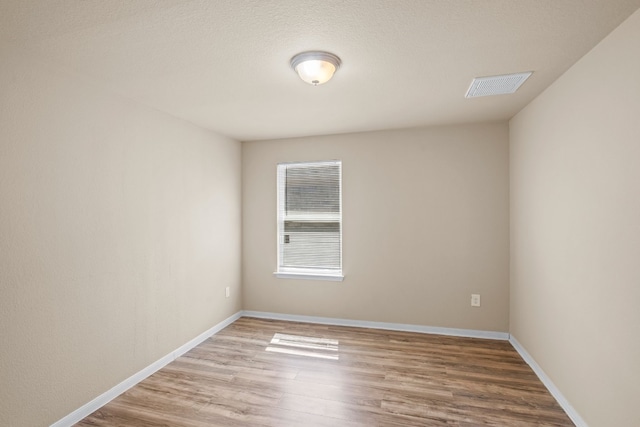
[241,310,510,340]
[50,311,242,427]
[509,336,587,427]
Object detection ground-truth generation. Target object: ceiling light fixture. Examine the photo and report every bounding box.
[290,51,341,86]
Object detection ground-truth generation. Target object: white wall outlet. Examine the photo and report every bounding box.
[225,286,230,298]
[471,294,481,307]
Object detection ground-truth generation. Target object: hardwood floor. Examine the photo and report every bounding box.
[77,317,574,426]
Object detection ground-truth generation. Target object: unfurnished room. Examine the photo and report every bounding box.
[1,1,639,426]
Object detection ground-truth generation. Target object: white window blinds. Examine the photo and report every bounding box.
[277,161,342,278]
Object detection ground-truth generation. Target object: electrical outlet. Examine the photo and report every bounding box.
[225,287,230,298]
[471,294,481,307]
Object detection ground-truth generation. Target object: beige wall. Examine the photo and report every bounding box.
[0,43,242,427]
[510,9,640,427]
[242,123,510,332]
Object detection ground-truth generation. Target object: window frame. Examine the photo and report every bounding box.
[274,160,344,282]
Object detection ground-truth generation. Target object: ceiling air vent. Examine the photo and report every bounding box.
[465,71,533,98]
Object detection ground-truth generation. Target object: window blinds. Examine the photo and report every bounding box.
[277,161,342,274]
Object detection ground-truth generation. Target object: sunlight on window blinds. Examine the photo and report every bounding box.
[277,161,342,273]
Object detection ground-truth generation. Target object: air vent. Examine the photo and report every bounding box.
[465,72,533,98]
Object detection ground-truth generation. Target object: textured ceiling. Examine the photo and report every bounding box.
[2,0,639,141]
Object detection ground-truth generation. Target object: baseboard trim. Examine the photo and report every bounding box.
[49,310,589,427]
[50,311,242,427]
[509,336,588,427]
[241,310,510,340]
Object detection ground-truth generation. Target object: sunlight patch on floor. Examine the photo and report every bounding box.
[266,333,339,360]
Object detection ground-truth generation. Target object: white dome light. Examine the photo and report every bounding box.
[291,51,341,86]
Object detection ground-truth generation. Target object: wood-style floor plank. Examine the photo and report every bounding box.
[76,317,574,426]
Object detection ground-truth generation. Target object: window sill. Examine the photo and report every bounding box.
[273,271,344,282]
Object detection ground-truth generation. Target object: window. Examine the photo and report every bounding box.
[275,160,343,281]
